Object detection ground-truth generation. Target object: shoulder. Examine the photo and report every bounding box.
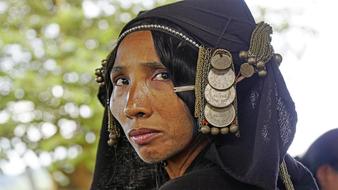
[159,166,260,190]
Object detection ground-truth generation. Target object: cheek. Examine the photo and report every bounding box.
[149,80,172,91]
[169,124,193,149]
[153,93,195,143]
[158,97,194,128]
[110,91,127,124]
[152,84,193,118]
[150,88,179,113]
[170,103,195,147]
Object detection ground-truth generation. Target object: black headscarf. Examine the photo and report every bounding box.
[299,129,338,176]
[91,0,317,189]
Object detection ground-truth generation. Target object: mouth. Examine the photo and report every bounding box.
[128,128,161,145]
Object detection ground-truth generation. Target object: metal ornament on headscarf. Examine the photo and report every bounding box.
[238,22,283,81]
[194,47,239,135]
[178,22,283,136]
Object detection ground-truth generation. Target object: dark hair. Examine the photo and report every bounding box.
[105,19,198,120]
[152,30,198,115]
[298,129,338,179]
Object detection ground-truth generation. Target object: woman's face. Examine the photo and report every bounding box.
[110,31,195,163]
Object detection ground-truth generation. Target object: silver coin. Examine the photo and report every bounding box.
[240,63,255,78]
[204,104,236,128]
[208,68,235,90]
[204,84,236,108]
[210,53,232,70]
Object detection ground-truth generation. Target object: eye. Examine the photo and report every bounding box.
[114,77,129,86]
[153,72,170,81]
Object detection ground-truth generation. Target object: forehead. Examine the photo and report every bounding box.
[114,31,161,68]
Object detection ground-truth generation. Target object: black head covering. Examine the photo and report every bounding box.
[91,0,316,189]
[299,129,338,175]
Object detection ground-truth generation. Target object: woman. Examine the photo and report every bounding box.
[91,0,318,189]
[298,129,338,190]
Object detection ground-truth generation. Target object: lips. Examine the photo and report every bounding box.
[129,128,161,145]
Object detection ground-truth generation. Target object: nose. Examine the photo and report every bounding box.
[123,83,153,119]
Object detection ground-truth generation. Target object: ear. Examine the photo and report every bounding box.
[316,164,331,188]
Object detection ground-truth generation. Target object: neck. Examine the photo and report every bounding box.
[165,135,209,179]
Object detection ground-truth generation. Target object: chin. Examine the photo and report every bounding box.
[137,151,166,164]
[140,157,160,164]
[132,139,188,164]
[136,147,176,164]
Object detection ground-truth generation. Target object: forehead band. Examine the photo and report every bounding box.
[118,24,201,49]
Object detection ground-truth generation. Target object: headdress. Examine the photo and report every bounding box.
[91,0,315,189]
[95,21,282,139]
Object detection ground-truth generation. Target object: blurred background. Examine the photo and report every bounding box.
[0,0,337,189]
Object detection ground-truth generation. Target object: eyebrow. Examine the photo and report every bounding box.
[143,61,166,69]
[111,65,123,73]
[111,61,165,74]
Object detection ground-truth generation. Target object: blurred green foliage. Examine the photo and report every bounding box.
[0,0,176,187]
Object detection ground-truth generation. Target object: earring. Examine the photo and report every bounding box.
[94,58,120,146]
[95,59,107,87]
[107,107,120,146]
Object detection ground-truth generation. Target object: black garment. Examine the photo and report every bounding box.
[160,143,318,190]
[160,143,261,190]
[160,166,260,190]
